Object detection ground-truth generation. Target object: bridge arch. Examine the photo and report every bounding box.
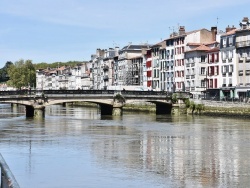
[0,90,185,118]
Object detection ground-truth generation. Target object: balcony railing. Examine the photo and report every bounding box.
[236,40,250,48]
[103,65,109,71]
[103,75,109,81]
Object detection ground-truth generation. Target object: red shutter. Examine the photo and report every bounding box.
[146,61,151,68]
[147,71,151,77]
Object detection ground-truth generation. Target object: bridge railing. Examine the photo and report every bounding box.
[0,154,20,188]
[0,90,171,97]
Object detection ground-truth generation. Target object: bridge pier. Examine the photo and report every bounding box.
[99,101,123,116]
[26,105,34,117]
[112,100,123,116]
[100,104,113,115]
[26,105,45,118]
[34,106,45,119]
[11,103,19,113]
[171,100,187,115]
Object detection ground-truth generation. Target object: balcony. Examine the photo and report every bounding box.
[236,40,250,48]
[103,65,109,71]
[103,75,109,81]
[81,73,89,78]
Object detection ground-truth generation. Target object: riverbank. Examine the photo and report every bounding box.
[73,101,156,112]
[72,100,250,118]
[192,99,250,118]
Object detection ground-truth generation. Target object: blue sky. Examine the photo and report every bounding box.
[0,0,250,67]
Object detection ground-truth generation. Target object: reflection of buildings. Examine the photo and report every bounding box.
[46,105,100,120]
[90,116,242,187]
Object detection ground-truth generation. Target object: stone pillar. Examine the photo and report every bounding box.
[112,100,123,116]
[34,106,45,119]
[171,104,187,115]
[11,103,18,113]
[26,105,34,117]
[11,103,18,108]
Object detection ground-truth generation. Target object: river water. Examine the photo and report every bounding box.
[0,104,250,188]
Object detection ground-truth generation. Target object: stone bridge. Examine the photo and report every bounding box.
[0,90,185,118]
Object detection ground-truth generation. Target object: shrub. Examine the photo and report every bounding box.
[114,94,125,103]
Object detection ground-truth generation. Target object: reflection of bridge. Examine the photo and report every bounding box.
[0,90,178,118]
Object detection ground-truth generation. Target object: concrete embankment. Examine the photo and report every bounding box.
[73,100,250,118]
[193,99,250,118]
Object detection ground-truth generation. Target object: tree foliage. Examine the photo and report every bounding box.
[0,61,13,82]
[34,61,86,70]
[7,59,36,90]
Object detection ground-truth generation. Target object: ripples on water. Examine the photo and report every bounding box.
[1,104,250,187]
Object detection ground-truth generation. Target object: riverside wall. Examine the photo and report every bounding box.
[73,100,250,118]
[192,99,250,118]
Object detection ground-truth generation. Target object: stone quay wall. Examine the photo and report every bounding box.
[192,99,250,118]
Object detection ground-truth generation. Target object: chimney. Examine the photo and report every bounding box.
[240,17,250,29]
[179,26,185,35]
[242,17,249,23]
[225,25,236,33]
[211,26,217,41]
[226,25,231,33]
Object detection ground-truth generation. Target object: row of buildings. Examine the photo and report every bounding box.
[36,17,250,100]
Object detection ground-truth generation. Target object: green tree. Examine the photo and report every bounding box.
[0,61,13,82]
[7,59,36,90]
[34,61,86,70]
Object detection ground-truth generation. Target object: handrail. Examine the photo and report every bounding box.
[0,90,171,96]
[0,154,20,188]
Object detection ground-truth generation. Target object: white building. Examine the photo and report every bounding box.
[36,63,91,90]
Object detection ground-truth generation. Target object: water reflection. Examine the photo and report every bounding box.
[0,104,250,187]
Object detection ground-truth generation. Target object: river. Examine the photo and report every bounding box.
[0,104,250,188]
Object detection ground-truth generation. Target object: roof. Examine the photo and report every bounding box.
[185,44,211,53]
[221,28,238,36]
[120,44,150,51]
[186,43,203,46]
[206,47,220,53]
[166,28,209,40]
[129,55,143,60]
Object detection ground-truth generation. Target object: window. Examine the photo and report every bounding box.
[201,67,206,75]
[229,37,233,46]
[201,80,205,87]
[223,38,227,47]
[239,70,243,76]
[222,51,227,61]
[246,70,250,75]
[222,65,227,73]
[215,53,218,62]
[229,65,233,73]
[228,50,233,60]
[201,55,206,62]
[222,78,226,87]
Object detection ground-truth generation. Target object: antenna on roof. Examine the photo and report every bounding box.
[127,42,132,49]
[216,17,219,27]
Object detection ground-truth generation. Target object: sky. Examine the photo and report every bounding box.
[0,0,250,67]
